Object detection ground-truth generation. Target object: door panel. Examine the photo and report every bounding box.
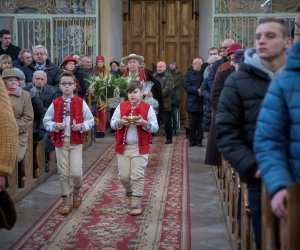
[123,0,198,73]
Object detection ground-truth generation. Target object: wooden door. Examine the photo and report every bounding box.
[123,0,198,74]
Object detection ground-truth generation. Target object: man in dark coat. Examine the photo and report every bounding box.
[183,57,204,147]
[23,45,61,87]
[215,18,291,250]
[154,61,174,144]
[0,29,21,61]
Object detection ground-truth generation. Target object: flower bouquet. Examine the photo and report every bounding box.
[88,74,127,107]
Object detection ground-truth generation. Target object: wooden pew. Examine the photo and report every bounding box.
[217,159,256,250]
[33,139,45,178]
[262,184,300,250]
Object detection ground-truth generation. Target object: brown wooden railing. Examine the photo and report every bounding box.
[216,160,300,250]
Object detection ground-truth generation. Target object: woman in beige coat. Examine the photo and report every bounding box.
[2,69,33,162]
[0,77,18,191]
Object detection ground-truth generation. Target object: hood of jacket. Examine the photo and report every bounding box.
[285,40,300,72]
[242,48,281,80]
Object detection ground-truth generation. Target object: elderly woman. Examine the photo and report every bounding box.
[2,68,34,162]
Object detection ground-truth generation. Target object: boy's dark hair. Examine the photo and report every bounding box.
[258,17,290,37]
[127,80,142,93]
[0,29,11,38]
[59,71,76,82]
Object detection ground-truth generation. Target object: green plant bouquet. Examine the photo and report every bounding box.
[88,74,128,107]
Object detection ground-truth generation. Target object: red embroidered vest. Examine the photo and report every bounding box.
[51,96,86,147]
[115,101,152,154]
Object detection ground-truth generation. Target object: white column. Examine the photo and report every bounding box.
[198,0,213,60]
[99,0,123,64]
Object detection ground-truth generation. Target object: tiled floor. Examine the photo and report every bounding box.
[0,132,233,250]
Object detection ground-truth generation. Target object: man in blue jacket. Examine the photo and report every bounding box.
[254,7,300,220]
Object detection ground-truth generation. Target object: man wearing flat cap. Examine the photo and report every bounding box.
[121,53,163,119]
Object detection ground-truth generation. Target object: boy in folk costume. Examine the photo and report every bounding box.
[110,80,159,215]
[43,72,94,215]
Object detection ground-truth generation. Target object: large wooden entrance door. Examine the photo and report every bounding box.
[123,0,198,74]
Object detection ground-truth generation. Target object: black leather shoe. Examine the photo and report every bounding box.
[189,142,196,147]
[197,143,203,147]
[165,139,172,144]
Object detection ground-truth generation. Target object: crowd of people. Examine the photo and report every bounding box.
[0,6,300,249]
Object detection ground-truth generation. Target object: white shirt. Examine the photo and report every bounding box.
[110,103,159,144]
[43,99,94,135]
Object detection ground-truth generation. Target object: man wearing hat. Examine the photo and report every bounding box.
[121,53,163,118]
[0,76,18,230]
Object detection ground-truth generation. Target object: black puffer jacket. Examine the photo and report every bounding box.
[215,50,271,183]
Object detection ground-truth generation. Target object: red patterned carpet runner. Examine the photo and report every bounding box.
[11,136,191,250]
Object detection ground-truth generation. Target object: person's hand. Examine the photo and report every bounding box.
[254,169,261,178]
[72,119,82,131]
[197,88,201,96]
[0,176,5,191]
[134,115,146,127]
[271,189,288,219]
[56,122,66,130]
[120,116,129,127]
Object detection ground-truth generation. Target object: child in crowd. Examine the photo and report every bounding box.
[110,80,159,216]
[0,54,12,74]
[43,72,94,215]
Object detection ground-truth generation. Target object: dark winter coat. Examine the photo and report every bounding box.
[183,69,204,113]
[216,49,272,183]
[153,71,173,112]
[23,59,62,86]
[0,42,21,61]
[205,66,235,166]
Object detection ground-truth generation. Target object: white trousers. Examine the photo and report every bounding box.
[117,144,148,198]
[55,137,83,196]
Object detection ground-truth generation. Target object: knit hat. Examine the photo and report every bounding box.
[227,43,243,55]
[96,55,105,62]
[60,56,78,68]
[169,59,176,65]
[0,190,17,230]
[109,60,119,67]
[121,53,144,65]
[1,69,21,79]
[232,49,245,63]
